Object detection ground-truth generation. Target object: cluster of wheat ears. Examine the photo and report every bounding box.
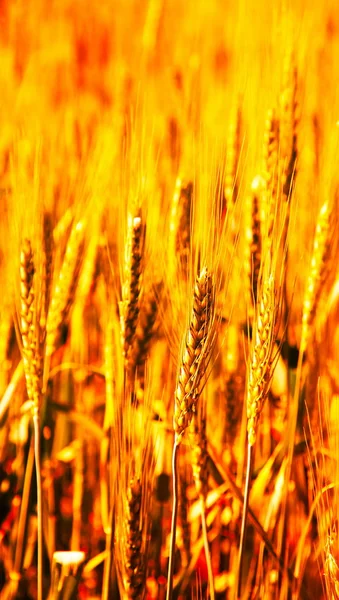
[0,0,339,599]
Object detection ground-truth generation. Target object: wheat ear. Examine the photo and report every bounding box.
[19,239,43,600]
[280,56,298,199]
[301,201,332,353]
[45,220,85,358]
[120,213,144,360]
[127,281,161,376]
[225,106,242,208]
[247,272,276,446]
[173,268,214,439]
[262,109,279,240]
[246,178,263,304]
[167,268,214,600]
[116,477,147,599]
[169,179,193,279]
[238,271,277,598]
[41,211,54,330]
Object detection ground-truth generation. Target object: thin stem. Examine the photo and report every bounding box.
[33,408,43,600]
[12,438,35,598]
[200,495,215,600]
[0,361,24,422]
[102,507,115,600]
[237,443,253,599]
[166,439,180,600]
[207,444,299,590]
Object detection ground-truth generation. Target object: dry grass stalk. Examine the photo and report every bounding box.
[46,220,85,357]
[301,201,332,353]
[120,213,144,360]
[174,267,214,441]
[247,271,277,447]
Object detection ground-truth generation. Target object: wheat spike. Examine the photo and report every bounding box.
[119,477,146,599]
[301,201,332,353]
[262,109,279,238]
[189,411,208,498]
[247,272,276,446]
[41,211,54,330]
[280,55,298,199]
[169,179,193,279]
[46,220,85,357]
[174,267,214,441]
[127,281,161,374]
[225,106,242,208]
[120,213,144,360]
[20,239,41,406]
[245,178,263,304]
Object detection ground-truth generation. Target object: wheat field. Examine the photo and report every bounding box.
[0,0,339,598]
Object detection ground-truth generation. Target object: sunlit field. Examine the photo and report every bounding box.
[0,1,339,598]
